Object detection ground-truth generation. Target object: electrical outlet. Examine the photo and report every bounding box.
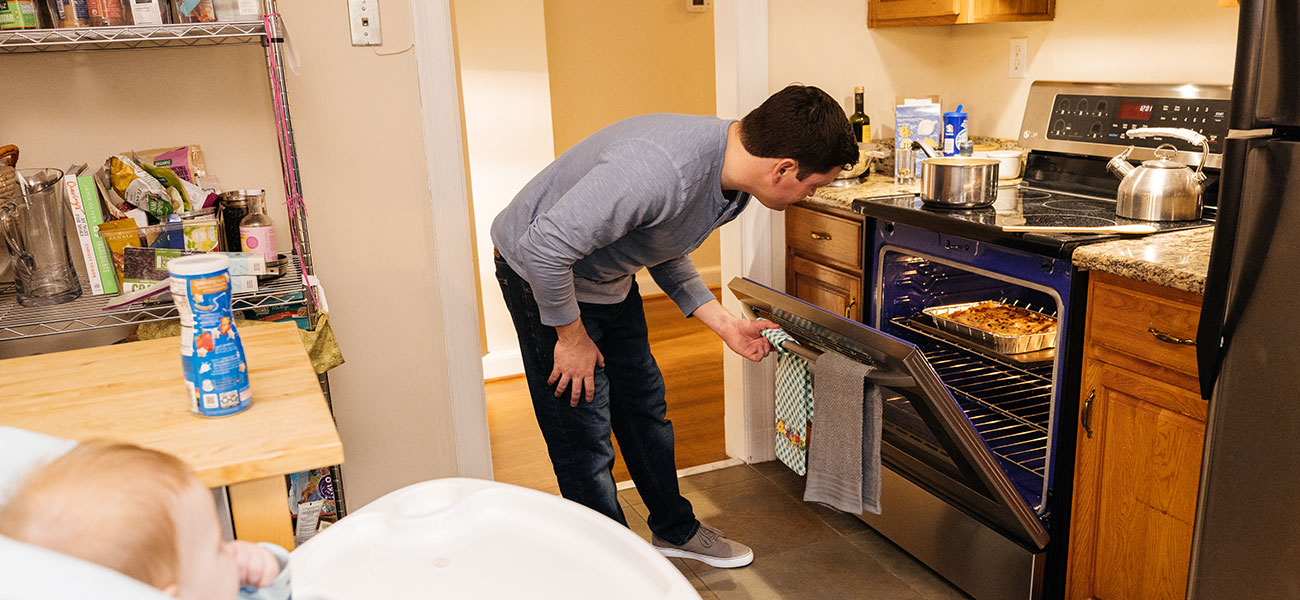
[347,0,382,47]
[1009,37,1028,79]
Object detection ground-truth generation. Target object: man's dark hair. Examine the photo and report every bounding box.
[738,84,859,180]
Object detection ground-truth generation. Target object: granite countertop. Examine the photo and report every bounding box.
[806,174,917,213]
[1071,227,1214,294]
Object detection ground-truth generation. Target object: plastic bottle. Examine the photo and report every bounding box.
[943,105,969,157]
[239,190,278,263]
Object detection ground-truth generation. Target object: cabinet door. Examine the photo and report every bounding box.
[870,0,961,20]
[786,204,864,272]
[868,0,961,26]
[1067,359,1208,600]
[970,0,1054,22]
[787,254,862,322]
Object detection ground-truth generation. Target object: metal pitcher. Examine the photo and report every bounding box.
[0,168,83,307]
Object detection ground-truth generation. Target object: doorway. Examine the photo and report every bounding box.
[452,0,728,493]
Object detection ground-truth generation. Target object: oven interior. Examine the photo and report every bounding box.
[871,241,1068,518]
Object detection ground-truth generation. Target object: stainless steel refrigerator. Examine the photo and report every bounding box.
[1190,0,1300,597]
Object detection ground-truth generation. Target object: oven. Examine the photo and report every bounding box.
[730,82,1229,600]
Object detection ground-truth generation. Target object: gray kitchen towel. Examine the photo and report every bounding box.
[803,350,883,515]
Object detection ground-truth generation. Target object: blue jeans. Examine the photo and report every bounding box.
[495,252,699,544]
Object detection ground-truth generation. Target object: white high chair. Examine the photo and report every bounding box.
[0,427,701,600]
[292,478,702,599]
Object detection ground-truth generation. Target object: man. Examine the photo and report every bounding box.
[491,84,858,568]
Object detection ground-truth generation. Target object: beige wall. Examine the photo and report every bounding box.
[770,0,1238,141]
[543,0,722,275]
[453,0,556,378]
[276,1,465,506]
[0,3,466,507]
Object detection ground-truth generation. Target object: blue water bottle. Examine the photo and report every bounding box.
[943,105,968,157]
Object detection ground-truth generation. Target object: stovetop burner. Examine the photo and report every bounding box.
[852,185,1214,258]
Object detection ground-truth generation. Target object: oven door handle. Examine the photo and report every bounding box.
[779,340,918,389]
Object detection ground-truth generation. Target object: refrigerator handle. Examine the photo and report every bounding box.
[1196,139,1248,400]
[1196,135,1286,399]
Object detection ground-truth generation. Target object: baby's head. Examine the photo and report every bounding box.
[0,440,239,599]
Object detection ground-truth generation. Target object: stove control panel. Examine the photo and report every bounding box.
[1046,93,1230,154]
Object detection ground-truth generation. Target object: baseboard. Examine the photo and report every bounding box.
[615,457,746,491]
[482,349,524,380]
[636,265,722,298]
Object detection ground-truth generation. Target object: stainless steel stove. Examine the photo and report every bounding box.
[734,82,1231,600]
[853,81,1228,258]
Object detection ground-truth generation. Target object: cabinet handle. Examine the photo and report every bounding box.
[810,231,832,241]
[845,298,857,319]
[1081,388,1095,438]
[1148,327,1196,346]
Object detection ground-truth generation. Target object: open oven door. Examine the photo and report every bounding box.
[730,277,1050,552]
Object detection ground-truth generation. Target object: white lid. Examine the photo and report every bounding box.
[167,253,230,276]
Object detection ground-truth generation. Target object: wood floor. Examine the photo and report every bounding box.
[487,290,727,495]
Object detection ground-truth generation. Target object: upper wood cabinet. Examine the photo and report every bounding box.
[868,0,1055,28]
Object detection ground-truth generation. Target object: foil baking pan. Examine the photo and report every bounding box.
[922,301,1057,355]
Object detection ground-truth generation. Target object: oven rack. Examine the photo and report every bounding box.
[888,317,1055,478]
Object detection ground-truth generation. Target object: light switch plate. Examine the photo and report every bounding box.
[348,0,382,47]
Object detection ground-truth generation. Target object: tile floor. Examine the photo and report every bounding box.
[617,462,971,599]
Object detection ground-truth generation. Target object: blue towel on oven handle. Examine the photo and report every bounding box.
[761,328,814,476]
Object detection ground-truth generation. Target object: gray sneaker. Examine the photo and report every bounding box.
[652,524,754,568]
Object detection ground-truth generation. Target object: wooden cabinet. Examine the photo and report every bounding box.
[785,203,864,322]
[1067,271,1208,600]
[868,0,1055,28]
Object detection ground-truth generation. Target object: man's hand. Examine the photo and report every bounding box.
[228,540,281,589]
[692,300,778,361]
[550,318,606,407]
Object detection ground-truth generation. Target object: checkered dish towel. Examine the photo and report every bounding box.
[761,328,814,475]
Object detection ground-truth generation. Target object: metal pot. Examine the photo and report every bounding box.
[913,142,999,208]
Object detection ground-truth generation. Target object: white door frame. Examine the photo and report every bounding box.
[715,0,776,464]
[410,0,493,480]
[414,0,772,477]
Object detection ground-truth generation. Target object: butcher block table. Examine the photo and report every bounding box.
[0,321,343,549]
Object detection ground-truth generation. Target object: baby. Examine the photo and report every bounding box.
[0,440,289,600]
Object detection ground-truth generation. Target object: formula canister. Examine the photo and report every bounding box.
[943,106,969,157]
[168,253,252,418]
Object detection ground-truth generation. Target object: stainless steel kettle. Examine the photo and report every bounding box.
[1106,127,1209,221]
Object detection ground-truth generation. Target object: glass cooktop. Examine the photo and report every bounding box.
[852,185,1214,258]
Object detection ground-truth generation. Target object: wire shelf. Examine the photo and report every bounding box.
[0,21,266,54]
[0,255,305,340]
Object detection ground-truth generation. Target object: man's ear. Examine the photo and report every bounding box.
[773,158,798,181]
